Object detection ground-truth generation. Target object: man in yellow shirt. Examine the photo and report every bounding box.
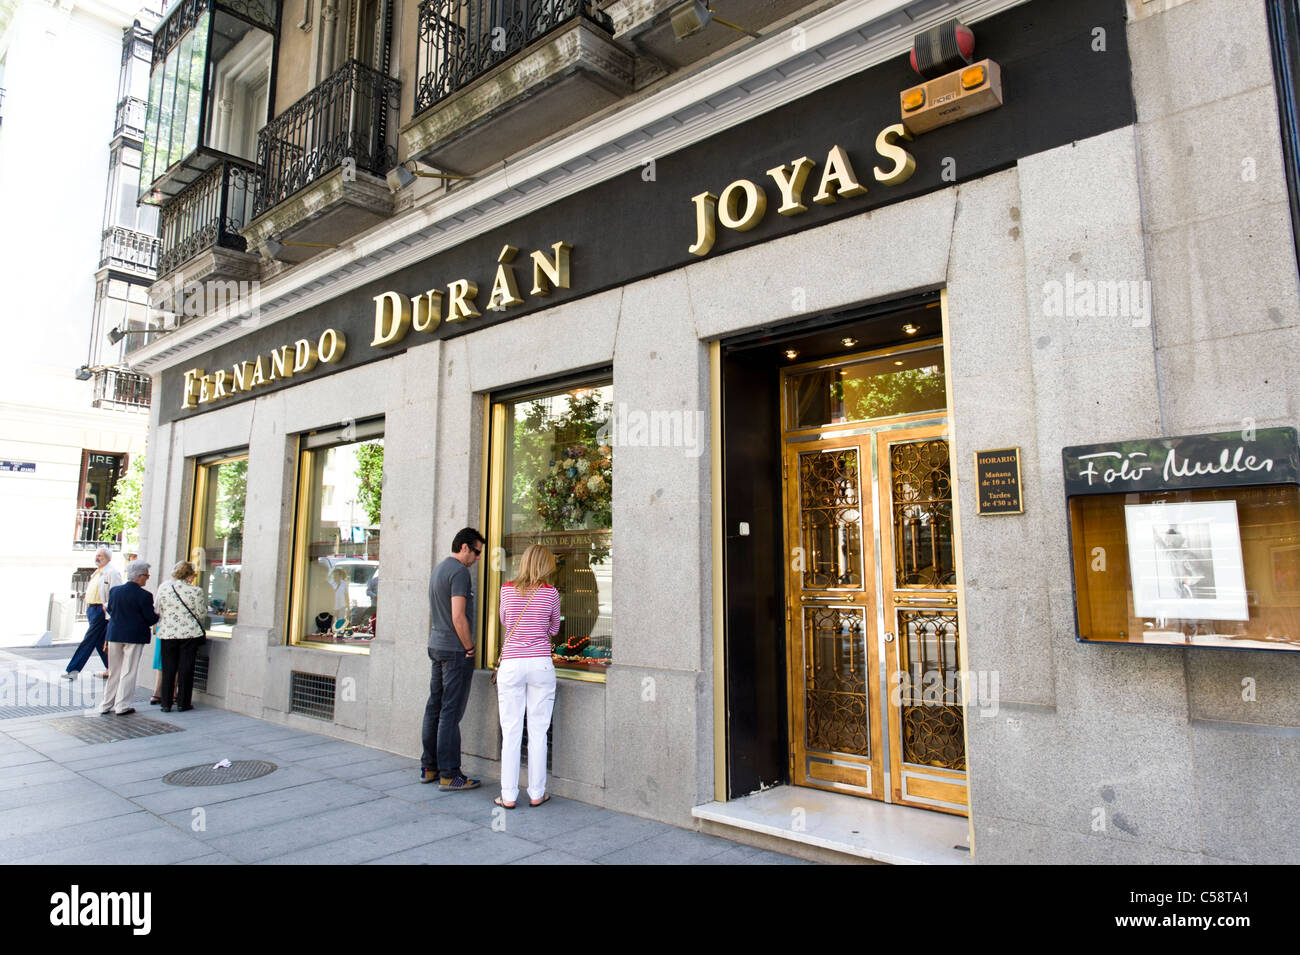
[62,547,122,679]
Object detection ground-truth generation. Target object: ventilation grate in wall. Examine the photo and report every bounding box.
[290,671,335,721]
[192,653,209,694]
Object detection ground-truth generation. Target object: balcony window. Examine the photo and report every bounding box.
[289,421,384,651]
[106,144,161,236]
[139,0,278,202]
[92,275,153,358]
[115,21,154,141]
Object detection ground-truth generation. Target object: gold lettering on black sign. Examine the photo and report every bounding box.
[974,446,1024,515]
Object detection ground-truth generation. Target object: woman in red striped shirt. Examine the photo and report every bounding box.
[495,544,561,808]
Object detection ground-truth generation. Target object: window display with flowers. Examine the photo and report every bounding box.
[488,379,613,678]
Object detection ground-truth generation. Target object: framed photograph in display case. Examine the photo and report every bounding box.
[1123,501,1248,622]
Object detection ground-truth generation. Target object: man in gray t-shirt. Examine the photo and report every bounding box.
[421,527,485,790]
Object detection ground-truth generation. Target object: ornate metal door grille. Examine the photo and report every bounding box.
[803,607,870,756]
[897,608,965,769]
[798,449,863,589]
[890,439,956,588]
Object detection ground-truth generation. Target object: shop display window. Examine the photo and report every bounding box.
[486,378,613,679]
[188,453,247,636]
[1069,484,1300,651]
[289,421,383,650]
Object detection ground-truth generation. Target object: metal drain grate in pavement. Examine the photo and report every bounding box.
[0,703,91,720]
[44,713,186,743]
[162,760,277,786]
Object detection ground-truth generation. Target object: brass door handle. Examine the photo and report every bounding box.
[892,594,957,606]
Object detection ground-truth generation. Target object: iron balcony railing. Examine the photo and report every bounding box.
[413,0,614,116]
[158,158,259,277]
[100,227,160,274]
[114,96,148,141]
[253,59,400,217]
[92,368,152,410]
[74,509,121,551]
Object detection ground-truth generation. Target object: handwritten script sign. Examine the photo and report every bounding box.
[1062,428,1300,496]
[975,447,1023,515]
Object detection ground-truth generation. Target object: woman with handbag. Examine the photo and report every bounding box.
[494,544,561,809]
[155,561,208,712]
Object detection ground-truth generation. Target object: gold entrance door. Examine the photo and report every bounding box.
[877,424,969,813]
[783,435,884,796]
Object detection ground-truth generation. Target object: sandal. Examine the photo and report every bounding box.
[149,697,161,705]
[494,796,516,810]
[529,794,551,807]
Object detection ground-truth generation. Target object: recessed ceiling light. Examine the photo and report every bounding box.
[785,349,799,360]
[893,360,905,366]
[902,323,920,336]
[841,337,858,347]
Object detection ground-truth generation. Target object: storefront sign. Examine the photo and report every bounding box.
[688,133,916,257]
[370,241,572,349]
[159,0,1135,422]
[974,447,1023,514]
[1062,429,1300,495]
[0,461,35,473]
[180,327,347,409]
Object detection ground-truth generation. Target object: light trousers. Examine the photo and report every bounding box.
[98,642,145,714]
[496,656,557,803]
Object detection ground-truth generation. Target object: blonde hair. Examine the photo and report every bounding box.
[514,545,556,596]
[172,560,197,581]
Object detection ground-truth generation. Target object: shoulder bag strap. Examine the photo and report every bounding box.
[173,583,208,639]
[491,588,539,682]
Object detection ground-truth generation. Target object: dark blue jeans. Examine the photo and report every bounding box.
[66,605,109,674]
[421,648,474,777]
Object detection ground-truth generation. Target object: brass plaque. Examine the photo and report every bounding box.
[974,446,1023,515]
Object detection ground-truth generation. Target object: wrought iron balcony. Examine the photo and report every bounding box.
[158,158,259,277]
[114,96,148,141]
[253,59,400,217]
[91,367,153,410]
[73,509,121,551]
[413,0,614,116]
[100,227,160,275]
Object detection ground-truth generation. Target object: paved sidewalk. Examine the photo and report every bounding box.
[0,646,804,865]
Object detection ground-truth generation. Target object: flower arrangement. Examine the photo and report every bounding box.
[535,442,613,531]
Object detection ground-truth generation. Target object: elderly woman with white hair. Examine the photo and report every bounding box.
[155,561,207,712]
[97,559,158,716]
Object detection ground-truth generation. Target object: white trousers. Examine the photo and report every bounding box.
[496,656,557,803]
[98,642,145,714]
